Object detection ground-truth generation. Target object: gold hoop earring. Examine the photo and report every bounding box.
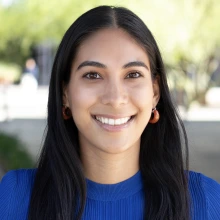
[62,105,72,120]
[149,107,159,124]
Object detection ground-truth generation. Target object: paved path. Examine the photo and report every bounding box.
[185,121,220,182]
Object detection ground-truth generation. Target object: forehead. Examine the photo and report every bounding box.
[72,28,150,69]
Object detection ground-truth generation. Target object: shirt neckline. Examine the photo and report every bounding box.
[86,171,143,201]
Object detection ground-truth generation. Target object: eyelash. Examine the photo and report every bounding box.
[83,71,102,79]
[125,72,142,79]
[82,71,143,79]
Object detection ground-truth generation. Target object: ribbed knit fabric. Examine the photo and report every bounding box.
[0,169,220,220]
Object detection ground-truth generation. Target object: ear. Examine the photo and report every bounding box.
[62,82,69,106]
[152,75,160,107]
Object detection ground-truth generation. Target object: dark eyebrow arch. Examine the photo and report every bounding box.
[77,60,149,71]
[123,61,149,70]
[77,61,107,70]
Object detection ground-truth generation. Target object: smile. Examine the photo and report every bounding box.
[93,115,135,126]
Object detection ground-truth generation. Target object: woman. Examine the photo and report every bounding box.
[0,6,220,220]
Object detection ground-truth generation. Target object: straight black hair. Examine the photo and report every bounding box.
[28,6,190,220]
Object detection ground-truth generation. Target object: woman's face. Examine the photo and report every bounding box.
[64,28,160,155]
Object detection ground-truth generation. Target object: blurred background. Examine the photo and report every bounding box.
[0,0,219,182]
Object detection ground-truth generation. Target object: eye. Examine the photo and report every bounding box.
[83,71,102,79]
[126,71,142,79]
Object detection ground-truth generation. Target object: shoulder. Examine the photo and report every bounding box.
[188,171,220,219]
[188,170,220,196]
[0,169,36,192]
[0,169,36,220]
[1,168,36,181]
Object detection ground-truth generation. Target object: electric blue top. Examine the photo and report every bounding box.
[0,169,220,219]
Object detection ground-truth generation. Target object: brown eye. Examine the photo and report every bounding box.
[126,72,142,78]
[83,72,102,79]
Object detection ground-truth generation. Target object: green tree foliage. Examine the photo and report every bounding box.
[0,0,90,64]
[129,0,220,104]
[0,0,220,104]
[0,132,33,171]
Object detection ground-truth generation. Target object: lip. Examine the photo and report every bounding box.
[92,115,135,132]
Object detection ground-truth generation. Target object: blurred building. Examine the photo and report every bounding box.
[35,41,55,85]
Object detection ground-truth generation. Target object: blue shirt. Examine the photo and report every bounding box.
[0,169,220,219]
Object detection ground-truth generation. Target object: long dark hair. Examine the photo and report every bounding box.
[28,6,190,220]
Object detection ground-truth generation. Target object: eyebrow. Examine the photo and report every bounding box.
[77,60,149,70]
[77,61,106,70]
[123,61,149,70]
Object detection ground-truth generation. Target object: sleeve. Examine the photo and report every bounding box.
[201,174,220,220]
[0,170,17,220]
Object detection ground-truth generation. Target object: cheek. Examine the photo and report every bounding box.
[130,83,154,128]
[129,82,154,109]
[67,85,98,121]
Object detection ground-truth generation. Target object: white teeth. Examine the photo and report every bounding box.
[101,117,105,124]
[109,119,114,125]
[95,116,131,125]
[122,118,126,124]
[115,118,121,125]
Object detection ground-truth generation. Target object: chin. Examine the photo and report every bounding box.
[98,142,136,154]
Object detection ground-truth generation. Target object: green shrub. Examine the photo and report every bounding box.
[0,62,21,84]
[0,132,34,172]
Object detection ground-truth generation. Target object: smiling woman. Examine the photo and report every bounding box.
[0,5,220,220]
[63,28,159,162]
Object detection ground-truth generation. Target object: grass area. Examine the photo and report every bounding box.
[0,132,34,172]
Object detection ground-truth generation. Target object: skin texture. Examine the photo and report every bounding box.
[64,28,160,184]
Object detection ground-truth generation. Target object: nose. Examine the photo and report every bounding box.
[100,80,128,108]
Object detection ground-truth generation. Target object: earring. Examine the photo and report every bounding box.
[62,105,72,120]
[149,107,159,124]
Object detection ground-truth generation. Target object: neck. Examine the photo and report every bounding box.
[80,143,140,184]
